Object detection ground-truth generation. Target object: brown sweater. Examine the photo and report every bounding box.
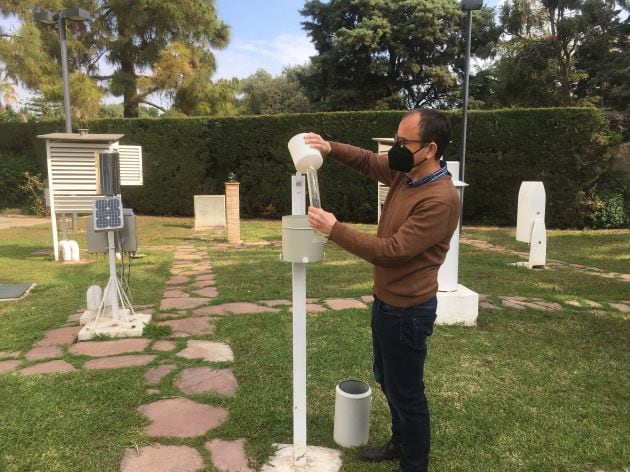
[327,142,460,307]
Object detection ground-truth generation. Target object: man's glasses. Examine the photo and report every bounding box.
[394,133,424,147]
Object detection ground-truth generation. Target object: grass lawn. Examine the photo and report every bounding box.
[0,217,628,471]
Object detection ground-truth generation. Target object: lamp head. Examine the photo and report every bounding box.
[61,7,91,21]
[34,9,56,25]
[461,0,483,9]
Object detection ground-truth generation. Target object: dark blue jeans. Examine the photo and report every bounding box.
[371,295,437,472]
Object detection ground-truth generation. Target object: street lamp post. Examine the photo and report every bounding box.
[34,7,91,133]
[458,0,483,220]
[35,7,91,235]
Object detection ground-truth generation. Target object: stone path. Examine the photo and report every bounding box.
[1,239,629,471]
[460,236,630,282]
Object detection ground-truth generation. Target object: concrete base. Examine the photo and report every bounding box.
[78,312,152,341]
[262,444,342,472]
[436,284,478,326]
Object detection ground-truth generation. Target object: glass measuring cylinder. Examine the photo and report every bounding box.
[306,166,327,243]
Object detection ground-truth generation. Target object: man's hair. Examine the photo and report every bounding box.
[405,108,452,159]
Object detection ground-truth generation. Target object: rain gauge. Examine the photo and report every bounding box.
[263,134,341,471]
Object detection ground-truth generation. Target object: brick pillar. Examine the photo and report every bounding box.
[225,182,241,244]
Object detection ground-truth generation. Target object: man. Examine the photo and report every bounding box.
[305,108,460,472]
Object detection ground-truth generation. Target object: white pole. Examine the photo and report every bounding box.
[291,172,307,466]
[45,140,60,261]
[292,262,307,466]
[107,231,119,321]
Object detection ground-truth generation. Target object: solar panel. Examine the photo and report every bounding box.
[93,196,124,231]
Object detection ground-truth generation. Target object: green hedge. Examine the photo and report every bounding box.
[0,108,620,228]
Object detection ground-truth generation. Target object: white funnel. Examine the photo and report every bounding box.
[288,133,323,174]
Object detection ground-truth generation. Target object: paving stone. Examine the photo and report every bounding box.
[69,338,150,357]
[503,296,528,302]
[19,360,76,375]
[163,290,190,298]
[145,364,177,385]
[83,355,156,370]
[194,269,213,276]
[533,301,562,311]
[360,295,374,304]
[518,301,554,311]
[192,287,219,298]
[152,340,176,352]
[25,346,63,361]
[260,299,292,307]
[175,254,202,261]
[0,351,20,359]
[480,302,501,310]
[289,303,328,314]
[191,280,216,289]
[138,397,228,438]
[325,298,368,310]
[585,300,603,308]
[177,340,234,362]
[192,302,279,316]
[165,275,191,286]
[501,299,526,310]
[196,274,216,281]
[175,367,238,396]
[205,438,254,472]
[610,303,630,313]
[160,297,210,311]
[154,311,190,321]
[158,317,215,336]
[120,444,204,472]
[0,360,21,374]
[36,326,81,346]
[565,300,582,307]
[146,388,160,395]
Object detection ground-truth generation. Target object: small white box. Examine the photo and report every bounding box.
[194,195,226,229]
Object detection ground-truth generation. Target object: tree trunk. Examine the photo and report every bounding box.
[121,57,138,118]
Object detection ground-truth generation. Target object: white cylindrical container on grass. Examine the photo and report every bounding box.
[58,240,71,261]
[333,379,372,448]
[68,240,80,261]
[86,285,102,311]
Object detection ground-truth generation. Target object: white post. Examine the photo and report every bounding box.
[107,231,119,321]
[291,172,307,466]
[438,161,465,292]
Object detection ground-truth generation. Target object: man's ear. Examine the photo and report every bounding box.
[427,142,438,160]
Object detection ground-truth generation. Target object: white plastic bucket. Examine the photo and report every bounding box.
[58,240,71,261]
[288,133,323,174]
[68,240,80,261]
[86,285,102,311]
[333,379,372,447]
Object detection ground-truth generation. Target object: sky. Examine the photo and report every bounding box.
[212,0,317,80]
[1,0,500,107]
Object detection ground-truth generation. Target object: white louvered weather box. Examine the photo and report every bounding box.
[37,132,143,261]
[372,137,394,222]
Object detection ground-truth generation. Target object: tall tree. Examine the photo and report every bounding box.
[238,68,311,115]
[0,0,229,118]
[493,0,629,108]
[299,0,499,111]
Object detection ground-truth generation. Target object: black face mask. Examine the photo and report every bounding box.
[388,142,428,173]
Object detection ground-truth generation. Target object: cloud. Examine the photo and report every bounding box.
[214,33,316,79]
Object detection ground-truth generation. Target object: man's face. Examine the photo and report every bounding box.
[395,114,435,164]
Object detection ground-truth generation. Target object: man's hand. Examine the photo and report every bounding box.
[308,206,338,236]
[303,133,332,156]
